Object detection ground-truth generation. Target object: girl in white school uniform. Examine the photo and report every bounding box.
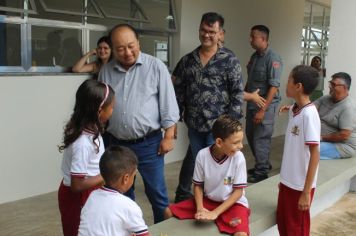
[57,79,115,236]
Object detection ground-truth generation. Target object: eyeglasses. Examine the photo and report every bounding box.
[199,28,219,37]
[328,81,345,88]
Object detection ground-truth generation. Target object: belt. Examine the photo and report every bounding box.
[117,129,162,144]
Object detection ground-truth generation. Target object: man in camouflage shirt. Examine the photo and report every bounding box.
[172,12,244,202]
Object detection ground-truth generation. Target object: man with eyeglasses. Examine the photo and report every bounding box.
[172,12,246,203]
[314,72,356,160]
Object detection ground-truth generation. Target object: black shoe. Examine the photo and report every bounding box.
[247,164,273,175]
[247,174,268,183]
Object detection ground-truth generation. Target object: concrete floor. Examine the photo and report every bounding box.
[4,135,352,235]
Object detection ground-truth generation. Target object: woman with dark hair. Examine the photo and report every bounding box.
[310,55,326,100]
[72,36,112,74]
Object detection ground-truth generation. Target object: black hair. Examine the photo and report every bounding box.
[311,55,321,62]
[100,145,138,186]
[109,23,139,40]
[251,25,270,40]
[96,36,113,63]
[331,72,352,90]
[200,12,224,28]
[290,65,319,95]
[59,79,115,153]
[212,114,243,140]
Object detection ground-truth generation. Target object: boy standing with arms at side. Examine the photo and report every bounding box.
[165,115,250,236]
[78,146,149,236]
[277,65,320,236]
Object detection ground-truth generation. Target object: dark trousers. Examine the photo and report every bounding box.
[245,102,278,175]
[175,128,214,202]
[175,146,194,201]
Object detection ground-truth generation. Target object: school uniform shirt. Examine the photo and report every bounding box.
[280,103,321,191]
[192,146,249,208]
[78,186,149,236]
[61,131,104,186]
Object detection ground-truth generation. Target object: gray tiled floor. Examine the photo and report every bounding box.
[0,136,284,235]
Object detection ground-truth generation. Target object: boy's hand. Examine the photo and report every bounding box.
[278,105,291,115]
[194,208,208,220]
[195,209,218,221]
[298,192,311,211]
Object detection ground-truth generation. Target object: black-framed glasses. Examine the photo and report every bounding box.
[328,80,345,88]
[199,28,219,37]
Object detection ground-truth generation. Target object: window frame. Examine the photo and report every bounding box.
[0,0,177,73]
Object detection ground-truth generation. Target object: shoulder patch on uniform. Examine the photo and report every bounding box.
[272,61,280,68]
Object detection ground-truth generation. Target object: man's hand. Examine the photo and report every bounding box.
[173,124,178,139]
[253,109,265,124]
[251,89,266,108]
[158,137,174,155]
[158,125,176,155]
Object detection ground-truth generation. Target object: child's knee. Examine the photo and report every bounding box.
[163,207,173,219]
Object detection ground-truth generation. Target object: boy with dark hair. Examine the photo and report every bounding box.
[165,114,250,236]
[78,146,149,236]
[277,65,320,236]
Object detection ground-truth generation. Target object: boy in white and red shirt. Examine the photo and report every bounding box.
[79,146,149,236]
[277,65,321,236]
[165,115,250,236]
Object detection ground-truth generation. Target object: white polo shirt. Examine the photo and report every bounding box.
[193,146,249,208]
[280,103,320,191]
[61,131,104,186]
[78,187,149,236]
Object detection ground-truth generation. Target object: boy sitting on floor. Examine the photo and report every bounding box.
[165,114,250,236]
[79,145,149,236]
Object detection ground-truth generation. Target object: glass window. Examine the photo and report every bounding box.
[0,23,21,66]
[0,0,177,73]
[139,34,169,65]
[0,0,37,16]
[139,0,176,30]
[31,26,82,69]
[96,0,147,22]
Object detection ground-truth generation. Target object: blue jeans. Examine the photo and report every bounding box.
[175,128,214,201]
[108,132,168,223]
[188,128,215,159]
[320,141,341,160]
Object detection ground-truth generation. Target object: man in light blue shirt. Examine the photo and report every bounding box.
[99,24,179,223]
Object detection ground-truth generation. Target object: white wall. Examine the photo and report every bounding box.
[0,74,188,204]
[326,0,355,98]
[0,75,87,204]
[0,0,305,204]
[175,0,304,136]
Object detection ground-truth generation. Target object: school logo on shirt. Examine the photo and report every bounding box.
[224,176,234,185]
[229,217,242,227]
[291,125,300,136]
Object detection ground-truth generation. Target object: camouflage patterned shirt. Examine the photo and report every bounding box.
[173,46,244,132]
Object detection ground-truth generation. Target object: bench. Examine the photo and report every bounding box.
[148,158,356,236]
